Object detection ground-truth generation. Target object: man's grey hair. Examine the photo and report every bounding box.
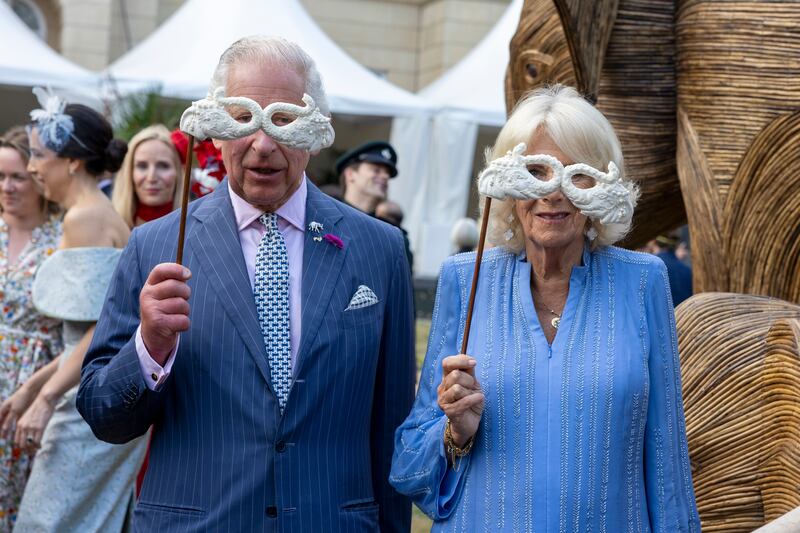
[210,35,330,116]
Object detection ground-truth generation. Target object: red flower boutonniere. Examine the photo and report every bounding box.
[323,233,344,249]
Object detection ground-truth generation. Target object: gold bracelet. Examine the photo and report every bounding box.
[444,419,474,471]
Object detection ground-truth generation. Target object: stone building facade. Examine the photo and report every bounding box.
[7,0,510,91]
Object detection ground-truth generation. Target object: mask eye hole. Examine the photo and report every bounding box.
[270,113,295,126]
[225,105,253,124]
[527,164,555,181]
[570,173,596,189]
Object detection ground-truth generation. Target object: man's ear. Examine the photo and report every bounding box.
[343,163,361,184]
[212,138,223,150]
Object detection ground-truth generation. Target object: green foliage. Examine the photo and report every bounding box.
[112,92,186,141]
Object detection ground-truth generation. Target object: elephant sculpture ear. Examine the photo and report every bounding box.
[723,110,800,300]
[550,0,620,100]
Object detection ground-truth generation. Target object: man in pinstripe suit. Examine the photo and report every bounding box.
[77,36,415,532]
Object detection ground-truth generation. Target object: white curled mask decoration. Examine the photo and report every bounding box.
[477,142,635,225]
[179,87,335,152]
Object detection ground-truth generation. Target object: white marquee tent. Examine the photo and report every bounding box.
[390,0,521,277]
[3,0,520,278]
[418,0,521,128]
[107,0,431,118]
[0,1,99,89]
[0,1,102,130]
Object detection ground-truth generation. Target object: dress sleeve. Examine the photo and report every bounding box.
[644,261,701,533]
[389,258,470,520]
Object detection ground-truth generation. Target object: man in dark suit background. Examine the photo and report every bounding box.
[77,36,415,532]
[338,142,414,275]
[652,233,693,306]
[337,141,397,217]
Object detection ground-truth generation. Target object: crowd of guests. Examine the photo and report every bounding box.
[0,90,416,532]
[0,34,699,533]
[0,102,187,530]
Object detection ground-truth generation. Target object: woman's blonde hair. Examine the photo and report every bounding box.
[112,124,183,227]
[482,85,638,252]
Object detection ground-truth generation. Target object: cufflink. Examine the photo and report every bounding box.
[151,372,158,381]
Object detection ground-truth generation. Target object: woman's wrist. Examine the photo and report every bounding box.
[38,386,60,407]
[444,419,475,455]
[448,425,473,448]
[20,376,44,396]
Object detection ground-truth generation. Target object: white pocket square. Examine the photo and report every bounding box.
[345,285,379,311]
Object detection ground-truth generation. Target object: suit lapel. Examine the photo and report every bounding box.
[185,182,274,392]
[295,183,347,376]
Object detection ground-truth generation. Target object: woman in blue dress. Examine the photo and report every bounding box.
[390,85,700,532]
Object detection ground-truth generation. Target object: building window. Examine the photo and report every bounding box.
[11,0,47,39]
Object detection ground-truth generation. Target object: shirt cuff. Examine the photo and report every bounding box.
[135,325,177,391]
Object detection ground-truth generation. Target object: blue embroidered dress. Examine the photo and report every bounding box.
[390,245,700,532]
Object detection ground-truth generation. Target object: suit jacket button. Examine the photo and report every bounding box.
[266,506,278,518]
[275,440,286,453]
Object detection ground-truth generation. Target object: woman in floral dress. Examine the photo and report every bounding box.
[0,127,61,532]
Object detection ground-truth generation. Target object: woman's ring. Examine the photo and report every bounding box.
[25,436,34,444]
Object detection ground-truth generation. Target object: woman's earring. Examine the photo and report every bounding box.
[586,226,598,241]
[504,228,514,241]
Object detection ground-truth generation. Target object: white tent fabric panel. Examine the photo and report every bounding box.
[389,114,478,277]
[107,0,431,117]
[388,116,433,250]
[418,0,522,127]
[390,0,521,277]
[0,1,99,89]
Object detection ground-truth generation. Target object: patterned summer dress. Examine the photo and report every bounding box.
[13,247,148,533]
[0,216,62,532]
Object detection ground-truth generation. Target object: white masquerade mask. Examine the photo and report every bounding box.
[179,88,335,152]
[477,142,635,225]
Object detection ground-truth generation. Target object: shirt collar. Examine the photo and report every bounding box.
[228,175,308,232]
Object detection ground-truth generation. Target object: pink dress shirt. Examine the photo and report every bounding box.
[137,178,307,390]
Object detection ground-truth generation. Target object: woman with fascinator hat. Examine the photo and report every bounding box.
[390,85,700,531]
[1,89,147,532]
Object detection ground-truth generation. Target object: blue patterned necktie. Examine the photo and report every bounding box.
[254,213,292,413]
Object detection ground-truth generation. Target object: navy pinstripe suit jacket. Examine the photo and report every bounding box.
[77,180,415,532]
